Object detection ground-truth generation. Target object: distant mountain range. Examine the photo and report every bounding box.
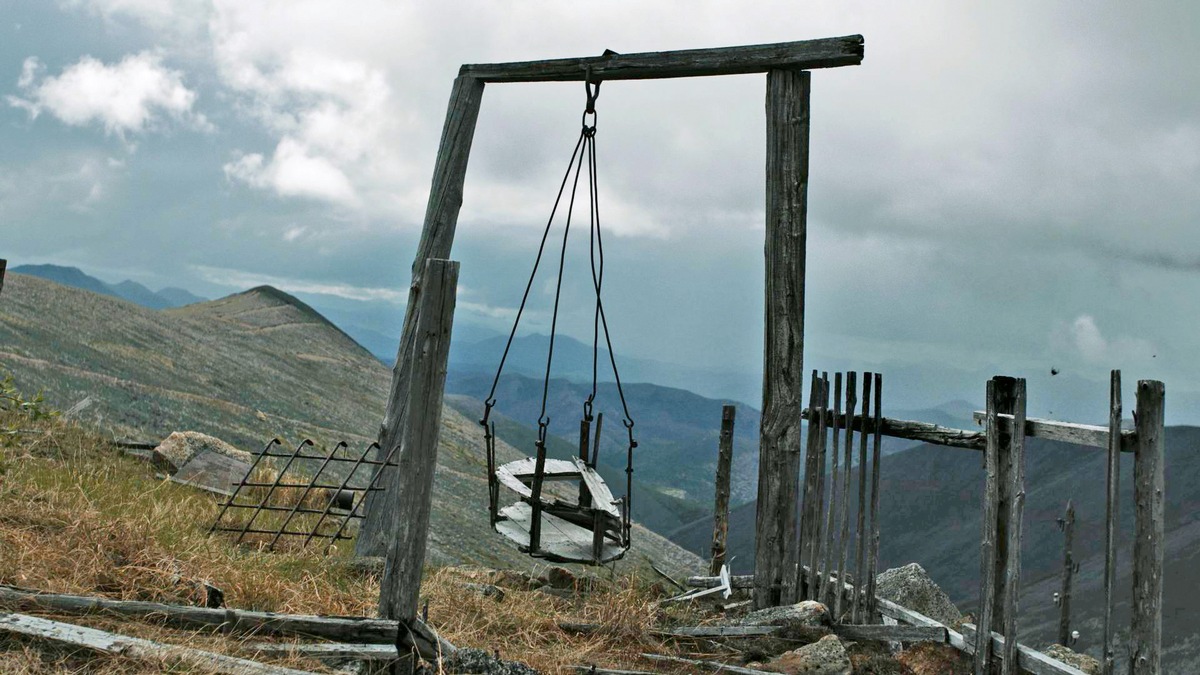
[12,264,207,309]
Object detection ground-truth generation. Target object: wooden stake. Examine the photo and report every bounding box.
[853,372,872,623]
[1058,500,1076,647]
[1001,378,1027,674]
[809,372,830,600]
[753,68,809,609]
[835,371,857,622]
[1102,370,1121,675]
[357,75,484,557]
[1130,380,1165,675]
[866,372,883,621]
[821,373,843,607]
[378,259,459,623]
[975,378,1001,675]
[711,405,736,575]
[795,371,821,602]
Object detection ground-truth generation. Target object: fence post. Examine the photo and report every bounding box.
[711,405,737,575]
[975,375,1017,674]
[753,68,810,609]
[1129,379,1165,675]
[1102,370,1122,675]
[1000,378,1027,674]
[1058,501,1076,647]
[378,259,458,623]
[0,258,7,295]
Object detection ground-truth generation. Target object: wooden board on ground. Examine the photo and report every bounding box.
[496,502,624,563]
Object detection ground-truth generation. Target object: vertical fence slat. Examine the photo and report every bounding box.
[1001,378,1026,674]
[866,372,883,621]
[1102,370,1121,675]
[794,371,821,602]
[853,372,872,623]
[806,373,830,599]
[1130,379,1165,675]
[974,378,1000,675]
[1058,500,1076,647]
[821,373,843,607]
[834,372,857,622]
[711,405,736,575]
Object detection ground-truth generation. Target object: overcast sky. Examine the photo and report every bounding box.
[3,1,1198,421]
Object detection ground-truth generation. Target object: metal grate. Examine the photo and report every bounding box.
[209,438,396,551]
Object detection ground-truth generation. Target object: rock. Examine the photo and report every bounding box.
[464,583,506,602]
[544,566,576,590]
[152,431,250,473]
[874,563,962,628]
[896,642,972,675]
[1045,644,1101,674]
[441,648,538,674]
[762,634,851,674]
[742,600,832,628]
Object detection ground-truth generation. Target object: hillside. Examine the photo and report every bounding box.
[12,263,208,309]
[669,428,1200,671]
[0,273,702,577]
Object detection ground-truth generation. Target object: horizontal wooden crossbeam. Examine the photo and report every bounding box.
[460,35,864,82]
[971,411,1137,452]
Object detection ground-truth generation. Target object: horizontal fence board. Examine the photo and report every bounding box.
[961,624,1091,675]
[971,411,1136,452]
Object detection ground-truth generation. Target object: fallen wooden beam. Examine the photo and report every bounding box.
[833,623,946,643]
[971,411,1136,452]
[641,653,776,674]
[571,667,657,675]
[240,642,397,661]
[0,585,451,659]
[660,625,780,638]
[0,612,317,675]
[686,574,755,589]
[961,624,1091,675]
[460,36,864,83]
[875,597,968,652]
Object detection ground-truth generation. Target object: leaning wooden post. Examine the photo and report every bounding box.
[1101,370,1121,675]
[378,259,459,623]
[1001,378,1027,674]
[711,405,737,575]
[753,68,809,609]
[1058,500,1076,647]
[357,76,485,557]
[1129,379,1165,675]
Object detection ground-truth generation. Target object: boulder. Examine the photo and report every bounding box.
[874,563,962,628]
[1045,644,1101,674]
[762,634,852,675]
[152,431,251,496]
[742,600,832,628]
[441,648,538,674]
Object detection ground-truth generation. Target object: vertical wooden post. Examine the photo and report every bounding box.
[834,371,857,622]
[1001,378,1026,674]
[378,258,459,622]
[753,68,809,609]
[975,378,1001,675]
[820,373,842,607]
[991,376,1017,632]
[0,258,7,296]
[711,405,737,575]
[852,372,872,623]
[578,417,593,508]
[1130,379,1165,675]
[1102,370,1121,675]
[795,371,821,602]
[865,372,883,621]
[357,76,485,557]
[1058,500,1076,647]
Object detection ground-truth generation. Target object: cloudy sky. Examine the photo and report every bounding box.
[3,1,1198,421]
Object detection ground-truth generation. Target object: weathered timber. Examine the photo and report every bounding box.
[804,409,985,450]
[853,373,872,623]
[661,625,780,638]
[834,623,947,643]
[1001,378,1027,674]
[461,36,864,82]
[795,372,821,602]
[712,405,736,575]
[820,372,842,607]
[961,624,1092,675]
[357,75,485,557]
[378,259,458,623]
[686,575,755,589]
[571,667,657,675]
[865,372,883,621]
[1058,500,1075,647]
[641,653,777,675]
[754,67,809,610]
[578,416,593,508]
[970,411,1136,452]
[835,371,857,621]
[992,378,1018,629]
[0,258,6,295]
[974,378,1001,675]
[0,612,318,675]
[0,585,454,655]
[1102,370,1121,675]
[807,373,830,600]
[241,642,398,661]
[1130,380,1165,675]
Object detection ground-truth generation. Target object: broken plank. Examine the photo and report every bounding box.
[659,625,780,638]
[571,457,621,517]
[804,408,985,450]
[0,612,317,675]
[496,502,625,563]
[960,624,1091,675]
[240,642,397,661]
[571,667,657,675]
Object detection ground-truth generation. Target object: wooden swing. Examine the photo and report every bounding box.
[479,74,636,565]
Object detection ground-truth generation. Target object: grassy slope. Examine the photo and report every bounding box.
[0,273,702,578]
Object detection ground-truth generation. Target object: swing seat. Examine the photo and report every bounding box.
[492,456,627,564]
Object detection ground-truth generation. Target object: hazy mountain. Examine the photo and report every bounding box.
[0,272,702,576]
[12,263,208,310]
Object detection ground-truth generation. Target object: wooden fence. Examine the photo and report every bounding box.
[745,369,1165,674]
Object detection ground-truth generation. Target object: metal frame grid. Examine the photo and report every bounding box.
[209,438,397,551]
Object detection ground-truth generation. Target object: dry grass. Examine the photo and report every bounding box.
[0,411,729,673]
